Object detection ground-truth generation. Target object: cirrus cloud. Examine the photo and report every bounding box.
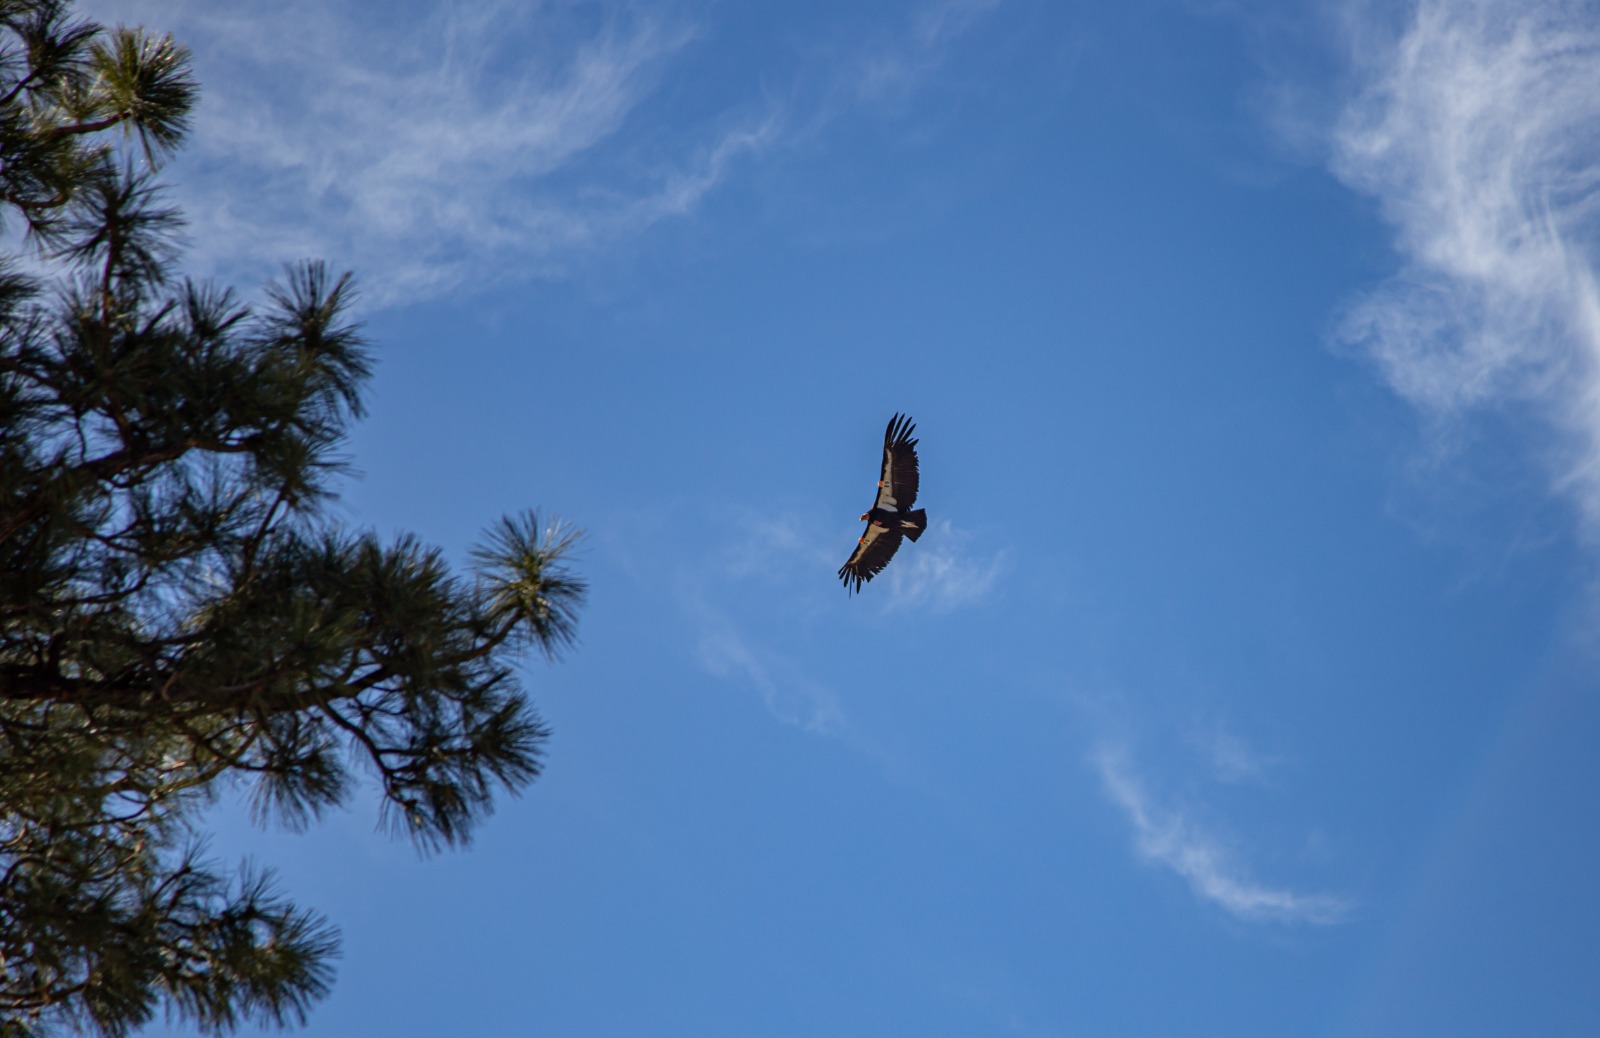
[1330,0,1600,531]
[1093,744,1350,925]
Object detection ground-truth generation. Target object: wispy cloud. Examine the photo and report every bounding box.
[698,621,848,736]
[673,509,853,735]
[682,508,1003,747]
[709,510,1006,610]
[81,0,772,303]
[716,513,841,584]
[1093,745,1349,924]
[1330,0,1600,529]
[883,519,1008,612]
[849,0,1003,107]
[81,0,998,306]
[1188,717,1280,785]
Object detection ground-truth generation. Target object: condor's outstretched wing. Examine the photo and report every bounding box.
[872,413,919,511]
[838,523,903,594]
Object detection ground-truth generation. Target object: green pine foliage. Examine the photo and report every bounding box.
[0,4,586,1034]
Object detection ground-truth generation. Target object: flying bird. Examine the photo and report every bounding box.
[838,412,928,594]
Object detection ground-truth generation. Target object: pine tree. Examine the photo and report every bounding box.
[0,4,586,1034]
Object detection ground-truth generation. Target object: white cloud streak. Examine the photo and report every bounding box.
[1189,718,1279,785]
[681,512,852,735]
[850,0,1002,106]
[698,622,848,737]
[716,514,841,584]
[1330,0,1600,528]
[688,510,1005,744]
[81,0,773,303]
[1093,745,1349,924]
[883,519,1008,612]
[709,511,1006,611]
[78,0,997,307]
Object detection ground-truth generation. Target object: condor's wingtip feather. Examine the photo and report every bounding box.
[884,412,918,449]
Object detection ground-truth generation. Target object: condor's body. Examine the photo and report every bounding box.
[861,506,927,534]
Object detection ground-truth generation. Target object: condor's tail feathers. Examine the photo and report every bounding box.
[901,509,927,541]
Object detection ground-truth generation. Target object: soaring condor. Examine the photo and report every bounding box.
[838,413,928,594]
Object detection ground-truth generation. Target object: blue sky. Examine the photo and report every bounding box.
[76,0,1600,1034]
